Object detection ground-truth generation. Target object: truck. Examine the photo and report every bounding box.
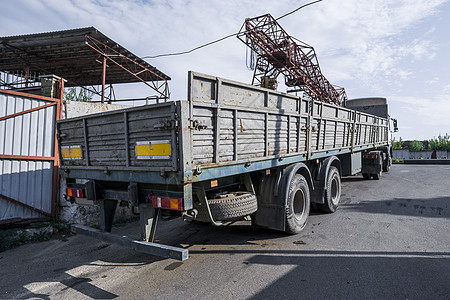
[57,71,397,261]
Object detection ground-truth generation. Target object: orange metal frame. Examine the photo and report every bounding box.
[85,34,169,103]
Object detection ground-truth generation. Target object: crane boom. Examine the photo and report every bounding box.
[237,13,346,106]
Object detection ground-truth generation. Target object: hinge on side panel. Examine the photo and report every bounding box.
[193,167,202,176]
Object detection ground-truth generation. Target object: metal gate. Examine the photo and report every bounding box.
[0,89,62,221]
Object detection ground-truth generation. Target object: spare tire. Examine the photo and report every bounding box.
[194,192,258,222]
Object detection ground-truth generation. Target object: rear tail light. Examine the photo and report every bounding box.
[364,154,378,159]
[149,194,183,211]
[66,187,85,198]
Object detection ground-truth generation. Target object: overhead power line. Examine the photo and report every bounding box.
[276,0,322,20]
[142,33,237,59]
[141,0,323,60]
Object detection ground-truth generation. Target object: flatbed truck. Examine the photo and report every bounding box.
[58,72,396,260]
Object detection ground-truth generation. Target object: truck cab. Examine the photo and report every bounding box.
[345,97,397,179]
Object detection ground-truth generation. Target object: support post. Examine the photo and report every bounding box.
[99,199,117,232]
[25,66,30,88]
[139,204,160,242]
[150,208,161,242]
[101,56,106,103]
[51,78,64,217]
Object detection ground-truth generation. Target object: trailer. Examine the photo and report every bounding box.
[57,72,395,260]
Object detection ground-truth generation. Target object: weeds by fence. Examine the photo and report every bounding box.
[393,134,450,151]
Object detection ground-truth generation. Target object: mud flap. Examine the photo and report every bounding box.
[253,169,285,231]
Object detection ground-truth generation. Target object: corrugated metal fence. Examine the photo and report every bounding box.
[393,149,449,159]
[0,89,62,221]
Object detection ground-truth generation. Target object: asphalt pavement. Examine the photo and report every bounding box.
[0,164,449,299]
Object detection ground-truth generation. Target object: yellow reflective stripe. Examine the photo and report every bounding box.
[136,141,171,158]
[150,143,171,156]
[135,144,151,156]
[61,146,82,158]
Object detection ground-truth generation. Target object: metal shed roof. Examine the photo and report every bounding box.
[0,27,170,87]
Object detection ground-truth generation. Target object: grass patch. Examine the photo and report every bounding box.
[0,222,70,252]
[0,229,51,252]
[392,158,404,164]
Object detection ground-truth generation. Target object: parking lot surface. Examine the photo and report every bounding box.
[1,164,449,299]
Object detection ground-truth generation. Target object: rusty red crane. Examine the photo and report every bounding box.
[237,14,346,106]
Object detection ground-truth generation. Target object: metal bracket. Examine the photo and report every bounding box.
[128,182,138,206]
[99,199,117,232]
[193,187,223,226]
[193,167,202,176]
[85,180,97,200]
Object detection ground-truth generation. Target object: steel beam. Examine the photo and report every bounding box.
[0,154,56,161]
[71,224,188,261]
[101,56,106,103]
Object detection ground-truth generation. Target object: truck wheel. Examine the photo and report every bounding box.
[318,166,341,213]
[372,171,382,180]
[194,192,258,222]
[383,157,391,172]
[362,173,370,180]
[285,174,310,234]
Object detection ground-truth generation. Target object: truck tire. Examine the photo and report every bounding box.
[372,171,382,180]
[318,166,341,213]
[194,192,258,222]
[362,173,371,180]
[383,156,391,172]
[285,174,310,234]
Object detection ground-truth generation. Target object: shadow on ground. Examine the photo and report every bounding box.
[0,219,287,299]
[341,196,450,219]
[0,222,165,299]
[245,251,450,299]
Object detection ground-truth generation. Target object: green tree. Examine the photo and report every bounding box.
[392,141,403,149]
[409,140,424,151]
[428,134,450,151]
[64,87,93,102]
[392,137,403,149]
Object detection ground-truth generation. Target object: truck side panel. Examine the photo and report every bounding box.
[188,72,388,172]
[58,72,389,185]
[58,102,179,172]
[189,72,309,167]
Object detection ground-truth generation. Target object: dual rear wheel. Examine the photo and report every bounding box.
[194,165,342,235]
[285,174,310,234]
[318,166,341,213]
[286,166,342,234]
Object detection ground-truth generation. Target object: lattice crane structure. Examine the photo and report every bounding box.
[238,14,346,106]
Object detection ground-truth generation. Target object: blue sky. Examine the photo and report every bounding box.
[1,0,449,140]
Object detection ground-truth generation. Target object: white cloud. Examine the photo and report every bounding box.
[444,85,450,93]
[389,92,450,139]
[1,0,449,138]
[1,0,447,95]
[277,0,447,93]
